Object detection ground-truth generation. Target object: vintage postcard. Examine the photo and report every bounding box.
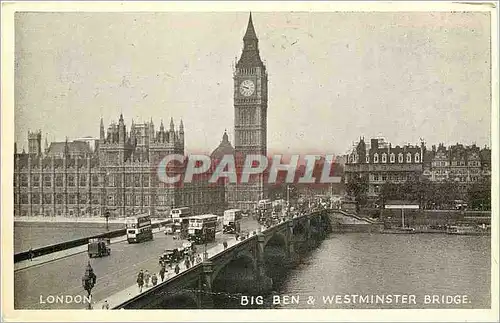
[1,1,499,322]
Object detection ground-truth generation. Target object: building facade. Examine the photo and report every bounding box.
[423,143,491,192]
[229,13,269,210]
[14,115,226,218]
[344,137,492,200]
[344,138,425,198]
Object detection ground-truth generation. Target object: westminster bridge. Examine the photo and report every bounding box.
[113,209,344,309]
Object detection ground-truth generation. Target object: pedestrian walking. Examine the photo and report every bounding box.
[159,266,166,282]
[196,254,202,264]
[28,247,34,261]
[137,270,144,293]
[151,274,158,286]
[102,300,109,309]
[144,270,151,287]
[184,257,191,269]
[223,241,228,249]
[174,264,180,275]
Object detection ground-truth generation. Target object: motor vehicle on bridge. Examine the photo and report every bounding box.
[159,248,184,265]
[126,215,153,243]
[187,214,218,244]
[87,238,111,258]
[223,209,242,234]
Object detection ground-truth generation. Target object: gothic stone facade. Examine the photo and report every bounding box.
[14,116,226,218]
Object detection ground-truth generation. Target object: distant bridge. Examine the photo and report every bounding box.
[113,209,337,309]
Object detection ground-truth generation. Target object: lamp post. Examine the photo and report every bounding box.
[104,211,110,231]
[203,226,208,261]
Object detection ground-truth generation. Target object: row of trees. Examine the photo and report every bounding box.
[346,176,491,210]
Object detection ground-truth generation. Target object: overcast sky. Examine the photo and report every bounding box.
[14,11,491,155]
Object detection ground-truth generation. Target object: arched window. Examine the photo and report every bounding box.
[390,153,395,163]
[406,153,412,163]
[374,153,379,163]
[398,153,403,163]
[415,153,420,163]
[382,153,387,163]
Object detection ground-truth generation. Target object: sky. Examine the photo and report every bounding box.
[14,11,492,155]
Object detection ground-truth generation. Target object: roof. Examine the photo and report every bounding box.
[189,214,218,219]
[237,13,265,68]
[243,13,257,40]
[46,141,92,157]
[210,131,235,159]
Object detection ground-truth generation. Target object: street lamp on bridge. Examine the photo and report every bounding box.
[104,211,110,231]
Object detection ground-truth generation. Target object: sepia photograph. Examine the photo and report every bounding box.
[1,1,498,322]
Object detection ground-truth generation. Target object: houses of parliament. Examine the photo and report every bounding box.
[13,14,268,218]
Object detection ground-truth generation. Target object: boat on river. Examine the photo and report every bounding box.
[447,225,490,236]
[382,227,416,234]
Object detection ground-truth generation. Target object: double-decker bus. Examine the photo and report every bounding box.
[170,207,191,237]
[187,214,218,244]
[126,215,153,243]
[223,209,242,234]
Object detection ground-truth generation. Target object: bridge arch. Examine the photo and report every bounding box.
[152,290,198,309]
[263,231,288,250]
[211,250,258,307]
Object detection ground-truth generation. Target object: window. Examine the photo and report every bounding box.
[108,174,115,187]
[55,193,63,204]
[374,153,379,163]
[92,195,99,204]
[79,194,87,204]
[143,174,149,187]
[43,194,52,205]
[144,195,150,206]
[79,175,86,186]
[68,175,75,187]
[92,175,99,187]
[14,174,18,187]
[21,194,28,204]
[415,153,420,163]
[134,174,141,187]
[373,174,379,181]
[135,195,141,205]
[55,174,63,187]
[398,153,403,163]
[32,175,40,187]
[382,153,387,163]
[44,175,51,187]
[32,194,40,205]
[381,174,387,181]
[406,153,412,163]
[125,175,132,187]
[21,174,28,187]
[68,194,76,204]
[108,195,115,206]
[390,153,395,163]
[366,156,369,163]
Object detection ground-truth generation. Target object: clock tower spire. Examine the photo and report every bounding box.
[230,13,268,210]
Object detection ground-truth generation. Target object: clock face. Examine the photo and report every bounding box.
[239,80,255,97]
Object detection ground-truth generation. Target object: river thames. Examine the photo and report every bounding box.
[271,233,490,309]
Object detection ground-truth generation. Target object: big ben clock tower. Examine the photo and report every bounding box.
[230,13,268,210]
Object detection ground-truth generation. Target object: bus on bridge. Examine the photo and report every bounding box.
[126,215,153,243]
[187,214,218,244]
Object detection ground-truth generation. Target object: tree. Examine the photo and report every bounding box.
[468,179,491,210]
[346,175,368,207]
